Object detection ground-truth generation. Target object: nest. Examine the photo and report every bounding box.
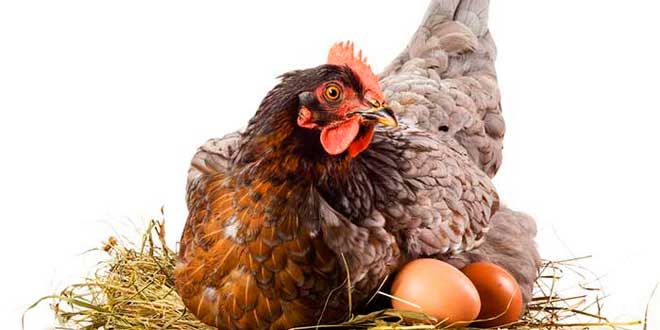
[26,219,646,330]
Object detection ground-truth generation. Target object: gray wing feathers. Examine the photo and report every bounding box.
[380,0,504,177]
[319,195,399,295]
[187,132,241,189]
[366,127,499,259]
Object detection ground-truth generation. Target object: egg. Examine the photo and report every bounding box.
[461,262,523,328]
[390,258,481,325]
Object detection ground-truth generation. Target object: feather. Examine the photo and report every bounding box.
[381,0,504,177]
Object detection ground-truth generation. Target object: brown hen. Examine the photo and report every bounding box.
[175,1,540,329]
[176,44,497,330]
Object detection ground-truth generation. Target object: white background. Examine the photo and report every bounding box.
[1,1,659,329]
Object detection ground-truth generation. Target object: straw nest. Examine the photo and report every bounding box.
[26,219,646,330]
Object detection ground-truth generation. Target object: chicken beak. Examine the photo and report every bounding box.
[354,106,398,128]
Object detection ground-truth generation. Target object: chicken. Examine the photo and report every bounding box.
[174,1,540,329]
[380,0,540,303]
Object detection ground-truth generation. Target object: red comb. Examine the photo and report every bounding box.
[327,41,383,101]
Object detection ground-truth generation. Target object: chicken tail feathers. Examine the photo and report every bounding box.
[381,0,504,177]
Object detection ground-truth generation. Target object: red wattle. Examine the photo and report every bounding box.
[320,117,360,155]
[348,124,375,158]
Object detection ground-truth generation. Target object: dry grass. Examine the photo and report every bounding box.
[25,220,645,330]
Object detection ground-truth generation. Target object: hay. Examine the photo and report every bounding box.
[26,220,644,330]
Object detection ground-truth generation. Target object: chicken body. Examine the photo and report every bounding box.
[176,71,497,329]
[175,1,540,329]
[380,0,540,301]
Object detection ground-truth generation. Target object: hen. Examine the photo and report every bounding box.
[175,1,540,329]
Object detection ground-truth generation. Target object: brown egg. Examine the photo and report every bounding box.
[391,259,481,325]
[461,262,523,328]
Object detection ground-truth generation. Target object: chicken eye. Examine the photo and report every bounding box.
[324,85,342,102]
